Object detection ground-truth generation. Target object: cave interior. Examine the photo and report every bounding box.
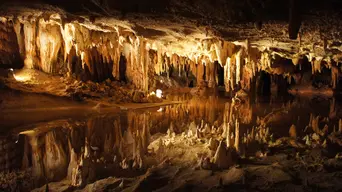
[1,0,342,191]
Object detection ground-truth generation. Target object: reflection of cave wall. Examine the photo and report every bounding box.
[14,95,339,189]
[12,98,251,188]
[257,71,271,96]
[0,136,22,172]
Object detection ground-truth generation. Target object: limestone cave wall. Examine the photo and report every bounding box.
[0,4,341,93]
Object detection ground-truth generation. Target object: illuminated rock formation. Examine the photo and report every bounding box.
[0,2,340,95]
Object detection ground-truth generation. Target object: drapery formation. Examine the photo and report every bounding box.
[0,11,340,92]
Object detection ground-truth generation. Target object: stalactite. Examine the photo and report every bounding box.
[141,39,150,92]
[23,21,38,69]
[62,23,76,62]
[224,57,231,92]
[236,50,241,85]
[156,45,163,75]
[4,13,318,94]
[260,51,271,71]
[230,54,236,90]
[197,61,205,85]
[312,57,322,74]
[234,119,240,153]
[226,123,231,148]
[207,61,217,88]
[13,20,25,58]
[37,19,63,73]
[214,40,224,65]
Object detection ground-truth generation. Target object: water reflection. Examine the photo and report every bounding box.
[2,95,342,190]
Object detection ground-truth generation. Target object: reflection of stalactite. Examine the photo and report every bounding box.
[331,65,339,89]
[237,98,252,124]
[309,114,320,134]
[21,136,30,169]
[43,130,68,181]
[28,135,45,186]
[330,98,336,119]
[67,138,78,180]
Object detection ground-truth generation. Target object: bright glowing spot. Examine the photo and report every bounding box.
[14,74,29,81]
[160,80,163,83]
[157,107,163,112]
[156,89,163,98]
[9,68,13,72]
[13,71,31,82]
[20,130,35,135]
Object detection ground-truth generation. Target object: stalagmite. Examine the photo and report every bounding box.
[207,138,219,151]
[289,124,297,139]
[213,141,234,169]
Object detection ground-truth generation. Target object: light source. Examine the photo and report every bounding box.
[156,89,162,98]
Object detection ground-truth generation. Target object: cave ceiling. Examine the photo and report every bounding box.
[2,0,342,61]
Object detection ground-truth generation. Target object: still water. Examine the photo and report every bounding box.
[0,94,341,190]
